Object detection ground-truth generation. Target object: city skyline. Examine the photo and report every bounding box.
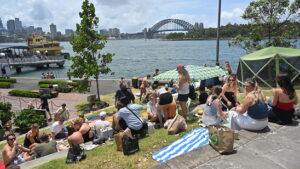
[0,0,253,33]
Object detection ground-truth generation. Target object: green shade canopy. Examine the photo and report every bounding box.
[237,46,300,88]
[240,47,300,61]
[153,65,228,82]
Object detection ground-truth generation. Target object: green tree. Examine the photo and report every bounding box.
[69,0,114,100]
[229,0,300,53]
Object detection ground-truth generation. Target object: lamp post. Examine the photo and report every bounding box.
[216,0,221,64]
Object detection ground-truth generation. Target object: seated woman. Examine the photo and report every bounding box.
[202,86,227,125]
[151,84,176,126]
[268,73,298,124]
[230,78,268,131]
[112,97,144,136]
[221,74,238,110]
[68,118,94,147]
[23,123,41,149]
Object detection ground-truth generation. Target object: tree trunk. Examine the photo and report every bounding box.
[95,77,101,101]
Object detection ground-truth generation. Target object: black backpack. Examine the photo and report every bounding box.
[188,85,196,100]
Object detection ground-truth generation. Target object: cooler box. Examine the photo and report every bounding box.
[132,77,138,89]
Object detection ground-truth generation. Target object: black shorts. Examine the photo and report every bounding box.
[42,105,50,112]
[159,93,173,105]
[178,94,189,102]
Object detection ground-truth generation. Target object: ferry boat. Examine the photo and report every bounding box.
[27,33,65,55]
[0,46,65,73]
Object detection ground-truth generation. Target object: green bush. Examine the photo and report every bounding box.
[0,82,12,88]
[54,87,72,93]
[0,102,14,125]
[8,89,52,98]
[39,84,49,88]
[14,109,47,133]
[38,80,78,87]
[0,78,17,83]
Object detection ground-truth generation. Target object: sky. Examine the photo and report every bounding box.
[0,0,254,33]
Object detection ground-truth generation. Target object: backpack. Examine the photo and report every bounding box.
[188,85,196,100]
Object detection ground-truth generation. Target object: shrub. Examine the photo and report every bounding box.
[8,89,52,98]
[0,82,12,88]
[39,84,49,88]
[54,87,72,93]
[14,109,47,133]
[0,102,14,125]
[38,80,78,87]
[0,78,17,83]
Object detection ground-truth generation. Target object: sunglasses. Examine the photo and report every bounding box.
[228,79,235,82]
[8,138,16,141]
[244,85,252,88]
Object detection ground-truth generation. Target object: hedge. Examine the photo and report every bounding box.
[54,87,72,93]
[0,78,17,83]
[39,84,49,88]
[8,89,52,98]
[38,80,78,87]
[0,82,12,88]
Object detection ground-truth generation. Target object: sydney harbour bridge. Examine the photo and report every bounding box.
[144,19,203,39]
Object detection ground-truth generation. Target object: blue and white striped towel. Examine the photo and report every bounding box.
[152,128,209,162]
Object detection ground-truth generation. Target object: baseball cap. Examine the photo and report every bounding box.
[99,111,107,119]
[176,64,184,70]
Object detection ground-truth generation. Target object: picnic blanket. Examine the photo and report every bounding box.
[152,128,209,162]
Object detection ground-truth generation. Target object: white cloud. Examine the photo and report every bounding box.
[221,8,243,19]
[0,0,252,33]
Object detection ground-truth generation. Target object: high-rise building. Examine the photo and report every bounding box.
[0,18,3,29]
[15,18,22,33]
[25,26,35,35]
[50,23,57,36]
[35,27,44,35]
[112,28,120,37]
[99,29,109,35]
[65,29,74,36]
[7,20,15,34]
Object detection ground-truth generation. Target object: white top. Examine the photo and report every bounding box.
[94,120,111,135]
[155,88,167,96]
[55,107,70,120]
[50,122,66,135]
[178,82,189,95]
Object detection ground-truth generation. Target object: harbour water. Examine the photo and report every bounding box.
[2,39,300,79]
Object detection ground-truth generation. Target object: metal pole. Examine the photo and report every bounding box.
[216,0,222,64]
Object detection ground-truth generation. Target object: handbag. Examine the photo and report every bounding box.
[122,135,139,155]
[167,113,187,135]
[66,144,86,164]
[126,106,148,138]
[208,125,234,154]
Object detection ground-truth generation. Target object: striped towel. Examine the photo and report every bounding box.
[152,128,209,162]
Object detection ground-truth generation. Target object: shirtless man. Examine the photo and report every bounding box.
[140,74,151,101]
[2,134,32,167]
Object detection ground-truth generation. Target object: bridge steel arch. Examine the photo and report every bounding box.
[147,19,194,38]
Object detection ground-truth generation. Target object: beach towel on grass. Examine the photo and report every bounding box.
[152,128,209,162]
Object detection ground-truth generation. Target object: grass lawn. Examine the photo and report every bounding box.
[35,118,199,169]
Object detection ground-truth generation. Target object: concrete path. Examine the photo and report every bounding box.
[150,120,300,169]
[0,77,121,119]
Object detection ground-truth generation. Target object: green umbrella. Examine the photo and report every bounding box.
[153,65,228,82]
